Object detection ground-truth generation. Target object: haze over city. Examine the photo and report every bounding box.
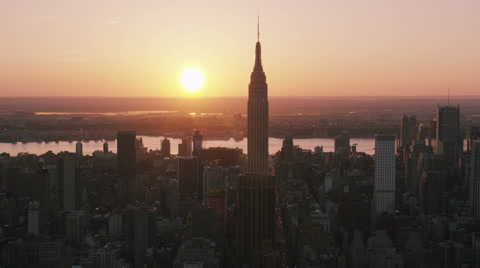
[2,1,480,268]
[1,0,480,97]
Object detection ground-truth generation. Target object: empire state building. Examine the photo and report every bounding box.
[247,23,269,174]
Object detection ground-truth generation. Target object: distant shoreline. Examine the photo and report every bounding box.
[0,135,378,144]
[0,136,377,156]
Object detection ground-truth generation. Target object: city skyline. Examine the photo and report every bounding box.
[1,0,480,98]
[1,1,480,263]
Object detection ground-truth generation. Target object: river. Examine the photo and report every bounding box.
[0,136,376,156]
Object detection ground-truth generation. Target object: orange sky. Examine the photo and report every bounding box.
[0,0,479,97]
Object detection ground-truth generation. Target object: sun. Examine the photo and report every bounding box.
[180,67,205,93]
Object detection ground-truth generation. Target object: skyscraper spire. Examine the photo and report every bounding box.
[253,17,264,73]
[448,84,450,106]
[257,14,260,42]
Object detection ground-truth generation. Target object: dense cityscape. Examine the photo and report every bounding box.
[2,0,480,267]
[1,24,480,268]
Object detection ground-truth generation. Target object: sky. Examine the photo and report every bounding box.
[0,0,479,98]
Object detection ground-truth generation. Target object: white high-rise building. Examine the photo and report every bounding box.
[203,165,224,203]
[27,201,44,236]
[374,135,396,216]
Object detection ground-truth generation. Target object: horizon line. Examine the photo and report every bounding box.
[1,95,480,99]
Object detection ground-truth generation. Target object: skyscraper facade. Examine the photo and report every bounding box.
[57,153,80,211]
[471,140,480,220]
[436,105,460,169]
[75,142,83,156]
[117,131,137,179]
[237,174,276,266]
[418,171,445,215]
[178,136,192,157]
[127,207,157,268]
[374,134,396,216]
[161,138,170,157]
[247,28,269,174]
[202,147,242,167]
[203,165,223,201]
[334,131,351,153]
[117,131,137,202]
[103,142,109,153]
[177,157,199,198]
[236,24,277,267]
[193,130,203,151]
[400,115,417,148]
[464,125,479,152]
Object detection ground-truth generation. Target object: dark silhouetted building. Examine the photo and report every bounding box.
[2,239,66,268]
[247,29,269,174]
[103,142,109,153]
[464,125,479,152]
[400,115,418,148]
[338,183,372,232]
[435,105,460,169]
[185,207,220,244]
[161,138,170,157]
[202,147,242,167]
[117,131,136,178]
[117,131,137,202]
[334,131,350,153]
[236,174,276,266]
[471,140,480,220]
[57,153,80,210]
[467,125,480,140]
[75,142,83,156]
[404,140,430,194]
[280,133,295,162]
[419,171,445,215]
[417,123,428,140]
[405,155,419,194]
[178,136,192,157]
[193,130,203,152]
[177,157,199,198]
[127,207,157,268]
[32,169,52,212]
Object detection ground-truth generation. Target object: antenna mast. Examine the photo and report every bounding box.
[448,84,450,106]
[257,14,260,42]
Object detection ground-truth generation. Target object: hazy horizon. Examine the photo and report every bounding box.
[1,96,477,114]
[1,0,479,98]
[2,95,480,99]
